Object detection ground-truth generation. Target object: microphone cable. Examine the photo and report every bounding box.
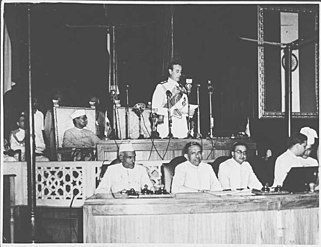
[69,191,78,241]
[141,114,164,160]
[206,136,217,160]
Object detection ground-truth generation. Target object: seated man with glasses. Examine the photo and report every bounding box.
[62,110,101,159]
[218,142,262,190]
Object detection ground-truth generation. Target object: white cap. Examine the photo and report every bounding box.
[300,127,318,146]
[118,143,135,153]
[71,109,86,120]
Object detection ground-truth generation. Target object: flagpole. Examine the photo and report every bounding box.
[284,45,292,138]
[26,5,37,243]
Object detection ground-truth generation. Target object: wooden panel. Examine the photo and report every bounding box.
[83,193,319,244]
[84,205,318,244]
[85,192,318,211]
[114,107,152,139]
[12,206,83,243]
[97,138,256,161]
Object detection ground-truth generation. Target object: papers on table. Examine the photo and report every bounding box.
[188,104,198,117]
[206,189,255,197]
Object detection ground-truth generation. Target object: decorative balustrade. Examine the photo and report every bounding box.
[3,160,167,208]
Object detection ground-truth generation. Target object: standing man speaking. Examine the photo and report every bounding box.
[151,60,189,138]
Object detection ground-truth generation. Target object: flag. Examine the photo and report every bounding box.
[280,12,300,112]
[3,23,15,94]
[106,32,111,91]
[245,117,251,137]
[263,11,317,114]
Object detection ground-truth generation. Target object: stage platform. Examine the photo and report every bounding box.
[96,137,256,161]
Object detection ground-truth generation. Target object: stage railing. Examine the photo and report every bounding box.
[2,160,169,208]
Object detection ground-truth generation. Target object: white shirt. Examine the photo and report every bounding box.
[218,158,262,190]
[95,163,153,194]
[34,110,46,153]
[299,156,319,167]
[171,161,222,193]
[272,149,303,187]
[10,128,25,151]
[10,128,25,161]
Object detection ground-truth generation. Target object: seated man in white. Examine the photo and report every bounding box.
[10,113,26,161]
[272,133,308,187]
[95,143,153,194]
[218,142,262,190]
[171,142,222,193]
[62,109,100,148]
[299,127,318,167]
[33,97,49,161]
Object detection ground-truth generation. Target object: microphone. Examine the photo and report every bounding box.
[166,90,172,98]
[185,79,193,94]
[207,80,214,93]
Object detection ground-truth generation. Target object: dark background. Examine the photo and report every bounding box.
[3,3,319,155]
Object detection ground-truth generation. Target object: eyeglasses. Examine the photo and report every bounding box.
[234,150,247,156]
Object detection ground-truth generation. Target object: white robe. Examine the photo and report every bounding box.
[95,163,153,194]
[218,158,262,190]
[272,149,304,187]
[171,161,222,193]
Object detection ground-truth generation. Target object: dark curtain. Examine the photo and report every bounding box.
[161,5,175,75]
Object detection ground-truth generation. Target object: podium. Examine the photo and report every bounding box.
[114,107,152,139]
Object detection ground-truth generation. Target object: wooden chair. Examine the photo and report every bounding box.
[57,147,97,161]
[209,156,230,177]
[4,149,21,161]
[96,159,121,188]
[161,156,187,193]
[53,106,96,161]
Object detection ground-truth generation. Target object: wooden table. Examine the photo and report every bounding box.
[83,191,319,244]
[97,137,256,161]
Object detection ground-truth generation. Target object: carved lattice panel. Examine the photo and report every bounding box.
[36,166,83,200]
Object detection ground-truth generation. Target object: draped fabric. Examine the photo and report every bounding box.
[3,23,15,94]
[264,10,317,113]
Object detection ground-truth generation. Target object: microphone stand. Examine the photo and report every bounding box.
[110,89,118,139]
[185,79,193,139]
[138,113,144,139]
[150,113,160,139]
[195,84,202,138]
[125,85,130,139]
[207,81,214,139]
[165,91,173,139]
[132,103,145,139]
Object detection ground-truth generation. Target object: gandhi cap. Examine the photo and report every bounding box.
[71,109,86,120]
[119,143,135,153]
[300,127,318,146]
